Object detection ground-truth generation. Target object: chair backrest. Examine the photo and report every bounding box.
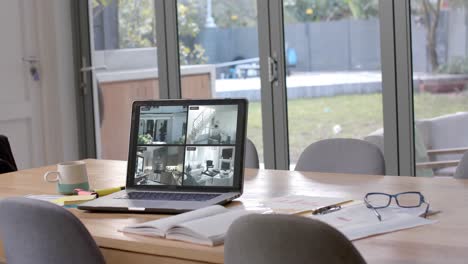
[0,197,105,264]
[295,138,385,175]
[418,112,468,162]
[454,152,468,179]
[0,135,17,173]
[225,214,366,264]
[244,138,259,169]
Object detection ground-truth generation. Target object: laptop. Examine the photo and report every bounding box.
[78,99,248,213]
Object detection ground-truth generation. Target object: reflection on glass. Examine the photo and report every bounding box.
[283,0,384,170]
[177,0,264,164]
[411,0,468,177]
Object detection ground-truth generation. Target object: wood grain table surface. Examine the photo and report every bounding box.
[1,159,468,264]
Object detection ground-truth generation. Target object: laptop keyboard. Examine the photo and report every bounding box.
[116,192,220,202]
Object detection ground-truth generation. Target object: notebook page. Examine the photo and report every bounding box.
[262,195,351,214]
[121,205,228,237]
[310,204,436,241]
[166,209,255,246]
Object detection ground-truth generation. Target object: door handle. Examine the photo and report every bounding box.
[268,56,278,83]
[80,65,107,72]
[22,56,39,63]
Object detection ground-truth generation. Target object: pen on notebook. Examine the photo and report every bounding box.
[291,200,353,216]
[312,205,342,215]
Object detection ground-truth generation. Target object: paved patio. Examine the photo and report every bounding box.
[214,71,468,101]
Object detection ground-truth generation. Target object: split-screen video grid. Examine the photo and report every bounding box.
[134,104,238,187]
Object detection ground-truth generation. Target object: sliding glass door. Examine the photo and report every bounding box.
[78,0,438,176]
[175,0,265,165]
[88,0,161,160]
[282,1,385,170]
[410,0,468,177]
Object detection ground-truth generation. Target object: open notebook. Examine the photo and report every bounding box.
[121,205,255,246]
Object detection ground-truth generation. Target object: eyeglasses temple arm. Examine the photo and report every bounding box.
[372,207,382,221]
[423,202,430,218]
[365,199,382,221]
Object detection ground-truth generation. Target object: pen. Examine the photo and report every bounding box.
[312,205,342,215]
[93,186,125,197]
[291,200,354,216]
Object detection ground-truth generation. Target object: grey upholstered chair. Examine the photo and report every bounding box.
[225,214,366,264]
[295,138,385,175]
[0,197,105,264]
[454,152,468,179]
[244,138,259,169]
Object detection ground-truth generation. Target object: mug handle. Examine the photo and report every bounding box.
[44,171,60,183]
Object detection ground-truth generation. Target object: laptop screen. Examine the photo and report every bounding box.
[128,100,246,191]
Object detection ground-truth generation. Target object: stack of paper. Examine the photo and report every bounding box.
[25,194,96,206]
[261,195,352,215]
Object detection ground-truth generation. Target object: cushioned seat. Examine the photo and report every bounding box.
[0,197,105,264]
[455,152,468,179]
[225,214,366,264]
[295,138,385,175]
[244,138,259,169]
[365,112,468,176]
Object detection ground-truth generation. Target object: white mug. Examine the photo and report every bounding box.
[43,161,90,194]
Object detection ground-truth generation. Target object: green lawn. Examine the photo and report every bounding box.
[247,91,468,164]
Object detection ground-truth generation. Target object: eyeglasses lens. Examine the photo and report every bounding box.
[366,194,390,208]
[396,193,422,207]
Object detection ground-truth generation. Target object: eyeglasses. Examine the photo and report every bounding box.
[364,192,430,221]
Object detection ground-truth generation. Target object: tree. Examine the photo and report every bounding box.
[412,0,442,72]
[284,0,351,23]
[412,0,468,72]
[344,0,378,19]
[178,0,208,65]
[212,0,258,28]
[284,0,378,23]
[93,0,114,17]
[118,0,156,48]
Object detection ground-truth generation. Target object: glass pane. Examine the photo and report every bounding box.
[410,0,468,177]
[177,0,264,166]
[283,1,384,170]
[90,0,160,160]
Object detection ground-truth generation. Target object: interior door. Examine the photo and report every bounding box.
[0,1,45,169]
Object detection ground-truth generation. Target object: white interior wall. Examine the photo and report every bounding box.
[216,109,237,140]
[36,0,79,164]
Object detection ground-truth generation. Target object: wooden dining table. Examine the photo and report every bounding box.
[1,159,468,264]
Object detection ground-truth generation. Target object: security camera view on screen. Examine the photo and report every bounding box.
[134,146,185,186]
[138,106,187,144]
[133,103,239,187]
[183,146,235,186]
[186,105,238,144]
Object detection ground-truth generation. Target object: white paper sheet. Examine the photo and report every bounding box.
[262,195,352,215]
[309,204,437,240]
